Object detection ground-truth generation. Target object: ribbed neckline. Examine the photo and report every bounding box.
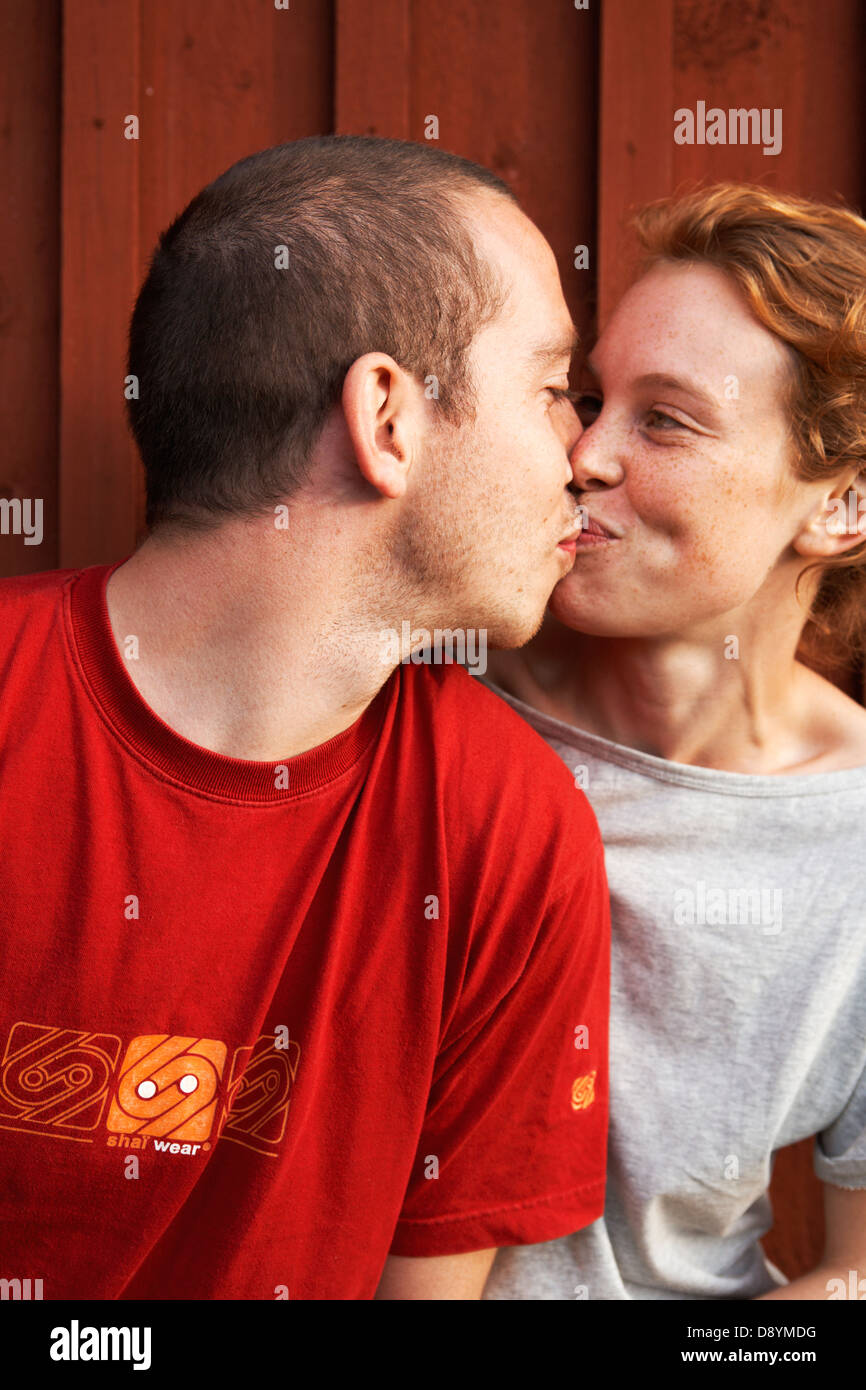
[482,679,866,799]
[65,558,393,803]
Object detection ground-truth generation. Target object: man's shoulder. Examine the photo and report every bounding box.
[0,565,81,649]
[0,564,81,609]
[401,661,601,847]
[404,658,568,759]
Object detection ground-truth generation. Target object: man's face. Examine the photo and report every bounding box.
[393,191,583,648]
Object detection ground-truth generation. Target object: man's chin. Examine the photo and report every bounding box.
[483,605,548,651]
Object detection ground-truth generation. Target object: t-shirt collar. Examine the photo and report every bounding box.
[66,558,393,801]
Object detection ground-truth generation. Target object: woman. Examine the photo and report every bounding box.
[482,184,866,1300]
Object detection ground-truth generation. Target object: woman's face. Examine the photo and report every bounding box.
[550,260,819,638]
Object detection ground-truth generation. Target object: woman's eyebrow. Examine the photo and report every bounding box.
[581,361,721,412]
[632,371,721,412]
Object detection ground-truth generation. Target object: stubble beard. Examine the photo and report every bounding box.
[387,424,550,648]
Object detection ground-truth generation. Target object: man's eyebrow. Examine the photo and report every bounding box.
[526,325,581,368]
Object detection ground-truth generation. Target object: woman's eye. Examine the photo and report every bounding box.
[574,392,602,423]
[645,408,685,431]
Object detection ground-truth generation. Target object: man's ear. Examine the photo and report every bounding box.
[340,353,419,500]
[793,471,866,559]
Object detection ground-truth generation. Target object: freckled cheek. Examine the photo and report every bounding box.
[624,478,708,538]
[627,459,744,542]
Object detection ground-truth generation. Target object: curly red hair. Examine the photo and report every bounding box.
[632,183,866,675]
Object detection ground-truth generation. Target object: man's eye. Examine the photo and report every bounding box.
[546,387,581,406]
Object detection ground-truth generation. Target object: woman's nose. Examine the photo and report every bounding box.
[569,422,626,491]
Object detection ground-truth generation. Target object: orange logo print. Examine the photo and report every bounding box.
[0,1023,122,1139]
[218,1034,300,1158]
[570,1070,597,1112]
[106,1035,226,1142]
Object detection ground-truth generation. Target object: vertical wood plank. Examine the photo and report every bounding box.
[335,0,411,138]
[0,0,61,574]
[669,0,865,202]
[137,0,334,284]
[763,1139,826,1282]
[139,0,295,259]
[798,0,865,202]
[60,0,140,567]
[597,0,866,328]
[411,0,599,344]
[598,0,675,326]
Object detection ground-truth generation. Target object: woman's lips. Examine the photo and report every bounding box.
[575,513,619,546]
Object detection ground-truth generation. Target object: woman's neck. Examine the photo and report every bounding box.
[488,609,854,774]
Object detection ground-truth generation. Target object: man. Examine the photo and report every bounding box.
[0,135,608,1300]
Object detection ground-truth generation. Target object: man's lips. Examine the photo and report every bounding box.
[557,516,584,547]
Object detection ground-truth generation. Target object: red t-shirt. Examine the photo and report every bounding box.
[0,560,610,1300]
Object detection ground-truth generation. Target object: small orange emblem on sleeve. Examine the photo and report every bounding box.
[570,1069,597,1111]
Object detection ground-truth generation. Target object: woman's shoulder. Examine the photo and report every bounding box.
[796,663,866,773]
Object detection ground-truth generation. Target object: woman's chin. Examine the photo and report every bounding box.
[548,582,741,641]
[547,585,619,635]
[548,585,669,639]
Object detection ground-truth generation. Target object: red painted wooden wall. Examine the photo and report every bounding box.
[4,0,864,1282]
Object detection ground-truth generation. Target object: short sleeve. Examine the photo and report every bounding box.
[389,837,610,1256]
[814,1056,866,1189]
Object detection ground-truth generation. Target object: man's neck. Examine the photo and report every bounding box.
[105,525,398,761]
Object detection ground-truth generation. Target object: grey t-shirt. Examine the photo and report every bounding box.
[480,680,866,1301]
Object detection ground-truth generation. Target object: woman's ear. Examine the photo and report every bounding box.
[793,472,866,558]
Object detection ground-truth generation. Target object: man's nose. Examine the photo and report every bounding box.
[555,403,584,486]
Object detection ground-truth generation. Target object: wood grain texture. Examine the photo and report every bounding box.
[60,0,140,567]
[0,0,61,573]
[409,0,599,344]
[598,0,866,324]
[598,0,675,326]
[335,0,411,138]
[763,1138,826,1281]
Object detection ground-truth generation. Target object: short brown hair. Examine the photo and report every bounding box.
[127,135,515,530]
[632,182,866,672]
